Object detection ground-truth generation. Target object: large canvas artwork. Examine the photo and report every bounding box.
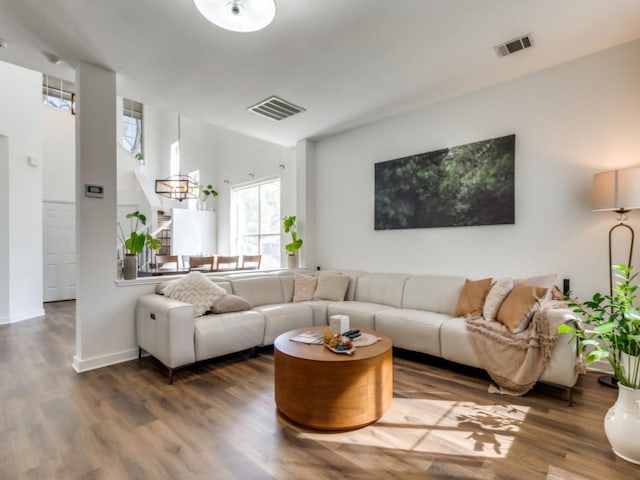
[374,134,515,230]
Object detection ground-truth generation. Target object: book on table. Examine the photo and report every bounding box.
[289,332,324,344]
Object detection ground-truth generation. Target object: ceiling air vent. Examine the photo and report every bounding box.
[248,96,305,121]
[494,34,533,58]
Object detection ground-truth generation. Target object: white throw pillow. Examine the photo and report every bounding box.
[313,273,350,301]
[482,277,513,321]
[293,273,317,302]
[164,271,226,317]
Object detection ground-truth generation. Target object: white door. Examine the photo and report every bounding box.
[43,202,76,302]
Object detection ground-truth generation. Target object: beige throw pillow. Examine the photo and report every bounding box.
[455,277,493,317]
[496,283,548,333]
[483,277,513,321]
[210,294,251,314]
[313,273,350,301]
[164,271,226,317]
[293,273,318,302]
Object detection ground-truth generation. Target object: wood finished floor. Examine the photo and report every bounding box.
[0,301,637,479]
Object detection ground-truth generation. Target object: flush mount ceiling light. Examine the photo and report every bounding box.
[194,0,276,32]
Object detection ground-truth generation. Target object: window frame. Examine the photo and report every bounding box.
[231,177,281,269]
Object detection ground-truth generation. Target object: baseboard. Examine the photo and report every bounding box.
[0,308,45,325]
[72,347,139,373]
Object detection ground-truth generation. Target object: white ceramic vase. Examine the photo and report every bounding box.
[604,383,640,464]
[287,252,298,269]
[621,352,640,388]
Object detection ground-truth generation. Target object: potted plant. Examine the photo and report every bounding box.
[117,210,162,279]
[560,264,640,464]
[283,215,303,269]
[199,183,218,210]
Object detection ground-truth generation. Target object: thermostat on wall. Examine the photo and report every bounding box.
[85,184,104,198]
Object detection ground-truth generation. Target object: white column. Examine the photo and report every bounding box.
[295,139,316,269]
[74,62,117,364]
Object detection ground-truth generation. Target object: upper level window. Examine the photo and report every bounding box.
[122,98,143,158]
[42,74,75,112]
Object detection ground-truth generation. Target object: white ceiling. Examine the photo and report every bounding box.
[1,0,639,147]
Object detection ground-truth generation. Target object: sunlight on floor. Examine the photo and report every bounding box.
[299,398,530,459]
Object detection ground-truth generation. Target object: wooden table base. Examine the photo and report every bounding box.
[274,327,393,431]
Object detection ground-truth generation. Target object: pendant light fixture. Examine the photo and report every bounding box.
[155,115,199,202]
[193,0,276,32]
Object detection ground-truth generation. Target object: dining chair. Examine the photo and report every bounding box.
[216,255,239,271]
[156,255,179,271]
[188,255,215,272]
[240,254,261,270]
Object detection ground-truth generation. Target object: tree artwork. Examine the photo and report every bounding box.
[374,135,515,230]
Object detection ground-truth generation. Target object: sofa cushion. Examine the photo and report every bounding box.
[354,273,409,308]
[402,275,466,315]
[231,276,286,307]
[313,273,350,301]
[440,316,482,368]
[300,300,332,326]
[327,301,390,330]
[293,273,317,302]
[483,277,513,321]
[194,311,265,361]
[496,283,548,333]
[455,277,492,317]
[210,294,251,314]
[164,271,226,317]
[255,303,314,345]
[375,308,450,357]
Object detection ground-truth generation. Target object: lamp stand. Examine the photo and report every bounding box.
[599,219,634,389]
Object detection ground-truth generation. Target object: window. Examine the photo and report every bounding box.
[231,179,280,269]
[42,74,75,112]
[122,98,143,157]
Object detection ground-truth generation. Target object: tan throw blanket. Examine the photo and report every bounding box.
[465,302,564,396]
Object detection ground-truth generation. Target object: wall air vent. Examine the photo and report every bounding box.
[248,96,305,121]
[494,34,533,58]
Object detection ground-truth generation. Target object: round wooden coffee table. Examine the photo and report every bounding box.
[274,326,393,430]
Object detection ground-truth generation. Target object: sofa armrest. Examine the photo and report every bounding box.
[538,307,581,388]
[135,294,196,368]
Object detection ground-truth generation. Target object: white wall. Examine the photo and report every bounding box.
[314,40,640,299]
[43,106,75,202]
[0,61,44,323]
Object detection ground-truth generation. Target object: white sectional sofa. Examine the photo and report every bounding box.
[135,269,579,402]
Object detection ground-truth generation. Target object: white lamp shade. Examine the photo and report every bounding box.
[194,0,276,32]
[592,167,640,211]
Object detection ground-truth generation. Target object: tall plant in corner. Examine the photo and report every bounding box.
[283,215,302,268]
[560,264,640,388]
[560,264,640,464]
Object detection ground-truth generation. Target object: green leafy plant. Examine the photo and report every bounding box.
[283,215,303,254]
[560,264,640,388]
[200,184,218,199]
[117,211,162,255]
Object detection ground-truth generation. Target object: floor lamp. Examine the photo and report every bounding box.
[592,167,640,388]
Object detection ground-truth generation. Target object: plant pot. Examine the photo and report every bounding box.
[287,252,298,269]
[604,383,640,464]
[123,254,137,280]
[621,352,640,388]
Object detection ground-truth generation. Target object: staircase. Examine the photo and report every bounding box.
[156,211,173,255]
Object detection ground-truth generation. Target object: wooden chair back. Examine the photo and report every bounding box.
[156,255,179,270]
[240,254,261,270]
[188,255,215,272]
[216,255,239,271]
